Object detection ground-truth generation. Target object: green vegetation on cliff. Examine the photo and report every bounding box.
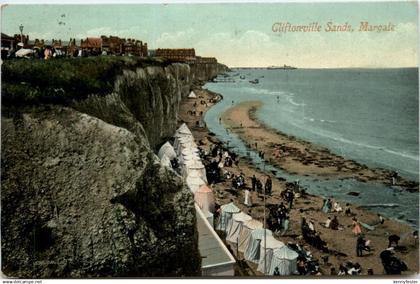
[2,57,171,106]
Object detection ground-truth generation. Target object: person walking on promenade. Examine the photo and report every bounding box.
[244,188,252,207]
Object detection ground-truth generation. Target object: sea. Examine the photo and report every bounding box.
[204,68,419,228]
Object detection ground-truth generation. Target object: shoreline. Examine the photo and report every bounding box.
[221,100,418,192]
[177,87,419,276]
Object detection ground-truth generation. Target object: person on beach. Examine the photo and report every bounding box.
[378,214,385,225]
[256,179,263,194]
[251,175,257,191]
[281,215,290,236]
[321,199,329,213]
[356,234,365,257]
[324,217,331,228]
[352,217,362,235]
[330,216,340,230]
[265,176,272,195]
[338,264,347,276]
[344,203,352,216]
[219,117,221,124]
[286,190,294,209]
[333,202,343,213]
[244,188,252,207]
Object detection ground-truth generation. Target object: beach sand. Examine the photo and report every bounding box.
[221,101,418,193]
[178,89,419,276]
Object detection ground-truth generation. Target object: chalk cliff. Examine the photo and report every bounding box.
[1,58,227,277]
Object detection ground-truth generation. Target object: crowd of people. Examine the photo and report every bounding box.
[187,125,415,276]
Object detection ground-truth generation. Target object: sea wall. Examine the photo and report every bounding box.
[1,58,227,277]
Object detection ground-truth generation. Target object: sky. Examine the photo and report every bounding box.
[1,2,418,68]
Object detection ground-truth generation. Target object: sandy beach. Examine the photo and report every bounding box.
[221,101,418,193]
[178,89,419,276]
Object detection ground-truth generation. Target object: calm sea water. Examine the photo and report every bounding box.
[204,68,419,228]
[207,68,419,181]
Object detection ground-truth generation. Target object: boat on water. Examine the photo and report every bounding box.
[249,78,259,84]
[267,64,297,70]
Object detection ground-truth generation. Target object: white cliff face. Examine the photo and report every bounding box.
[1,60,226,277]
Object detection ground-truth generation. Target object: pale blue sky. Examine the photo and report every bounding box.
[1,2,418,67]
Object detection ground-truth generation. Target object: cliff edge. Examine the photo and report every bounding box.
[1,57,227,277]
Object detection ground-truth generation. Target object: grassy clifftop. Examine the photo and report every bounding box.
[2,56,172,106]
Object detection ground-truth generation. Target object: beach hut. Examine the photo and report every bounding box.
[226,212,252,243]
[158,141,177,160]
[182,160,207,182]
[216,202,240,233]
[188,91,197,99]
[238,219,263,253]
[269,246,299,276]
[174,135,194,152]
[175,138,197,155]
[243,228,273,263]
[179,152,201,166]
[175,123,192,137]
[186,172,206,193]
[257,236,285,275]
[194,184,215,213]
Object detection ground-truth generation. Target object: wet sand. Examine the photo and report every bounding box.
[178,89,419,276]
[221,101,418,193]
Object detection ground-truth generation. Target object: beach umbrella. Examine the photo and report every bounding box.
[186,173,206,193]
[269,246,299,276]
[226,212,252,243]
[194,184,215,213]
[243,228,273,263]
[216,202,241,233]
[158,141,177,160]
[238,219,263,252]
[257,236,285,275]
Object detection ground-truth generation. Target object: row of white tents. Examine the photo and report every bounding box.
[216,202,299,276]
[158,123,235,276]
[158,123,214,220]
[157,123,298,276]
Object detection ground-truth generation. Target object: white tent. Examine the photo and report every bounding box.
[158,141,177,160]
[226,212,252,243]
[216,202,240,233]
[188,91,197,98]
[257,236,285,275]
[160,155,172,168]
[194,184,215,213]
[182,160,207,183]
[179,152,201,166]
[174,135,194,151]
[175,123,192,137]
[243,228,273,263]
[269,246,299,276]
[238,219,263,252]
[186,172,206,193]
[176,139,197,156]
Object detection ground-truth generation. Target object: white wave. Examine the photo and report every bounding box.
[285,120,419,162]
